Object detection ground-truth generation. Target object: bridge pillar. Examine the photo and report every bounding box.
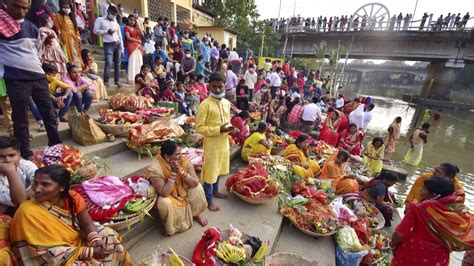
[420,62,457,100]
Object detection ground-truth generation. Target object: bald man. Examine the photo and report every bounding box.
[0,0,61,159]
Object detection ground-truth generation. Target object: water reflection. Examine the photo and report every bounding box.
[354,92,474,209]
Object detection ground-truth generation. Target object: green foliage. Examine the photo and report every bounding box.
[201,0,281,56]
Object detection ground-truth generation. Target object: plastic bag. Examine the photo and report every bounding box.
[336,246,368,266]
[335,227,365,253]
[331,198,357,222]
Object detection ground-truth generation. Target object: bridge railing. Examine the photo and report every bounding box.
[272,16,474,34]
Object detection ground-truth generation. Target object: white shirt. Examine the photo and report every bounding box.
[244,70,257,89]
[269,72,282,87]
[93,17,123,46]
[301,103,322,122]
[0,159,37,207]
[363,111,373,129]
[143,40,156,54]
[228,51,239,61]
[336,98,345,108]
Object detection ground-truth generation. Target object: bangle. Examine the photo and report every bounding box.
[87,232,99,242]
[168,179,176,183]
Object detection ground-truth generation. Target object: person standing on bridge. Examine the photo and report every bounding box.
[352,17,359,31]
[462,12,470,29]
[389,15,396,30]
[347,15,353,31]
[419,13,428,30]
[322,16,327,31]
[328,16,333,32]
[396,13,403,30]
[403,14,411,30]
[378,16,385,30]
[443,13,451,30]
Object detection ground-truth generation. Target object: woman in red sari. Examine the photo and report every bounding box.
[318,109,341,147]
[391,176,474,266]
[125,15,143,83]
[338,123,364,155]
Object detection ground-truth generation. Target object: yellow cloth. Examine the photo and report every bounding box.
[363,143,385,176]
[147,154,207,235]
[55,14,82,66]
[284,144,320,178]
[46,75,69,94]
[405,173,464,205]
[9,200,130,265]
[196,96,231,184]
[403,129,425,166]
[0,215,16,266]
[86,62,108,101]
[334,178,360,195]
[241,132,270,162]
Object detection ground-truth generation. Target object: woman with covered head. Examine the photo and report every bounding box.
[391,176,474,265]
[241,122,272,162]
[384,116,402,159]
[284,134,321,178]
[147,140,208,236]
[10,165,130,264]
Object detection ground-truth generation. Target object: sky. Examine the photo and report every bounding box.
[255,0,471,21]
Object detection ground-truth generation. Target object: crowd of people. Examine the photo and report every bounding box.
[0,0,474,264]
[268,11,471,32]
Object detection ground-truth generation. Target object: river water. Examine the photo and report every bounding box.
[348,87,474,209]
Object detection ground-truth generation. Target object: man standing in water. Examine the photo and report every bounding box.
[403,122,430,166]
[196,72,233,211]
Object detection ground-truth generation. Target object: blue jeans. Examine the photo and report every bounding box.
[28,97,43,125]
[54,92,73,118]
[73,90,93,112]
[203,177,220,204]
[103,42,122,83]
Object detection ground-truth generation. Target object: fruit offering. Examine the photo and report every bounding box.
[98,109,142,125]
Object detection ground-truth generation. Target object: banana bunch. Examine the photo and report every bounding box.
[215,241,246,264]
[253,241,268,262]
[123,198,149,213]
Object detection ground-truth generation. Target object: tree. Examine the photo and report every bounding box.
[201,0,281,57]
[314,41,327,73]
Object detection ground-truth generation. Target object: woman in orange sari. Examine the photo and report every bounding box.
[384,116,401,159]
[391,176,474,266]
[284,135,321,179]
[320,150,359,195]
[147,141,208,236]
[318,109,341,147]
[55,0,82,66]
[337,123,363,155]
[10,165,130,265]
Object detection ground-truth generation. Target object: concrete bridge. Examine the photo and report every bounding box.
[344,63,427,76]
[283,30,474,99]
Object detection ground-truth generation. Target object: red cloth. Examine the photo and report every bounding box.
[159,88,176,101]
[392,202,450,266]
[125,26,143,56]
[194,82,208,101]
[337,129,363,155]
[192,227,222,266]
[230,116,249,145]
[0,9,20,38]
[253,80,267,93]
[297,77,304,94]
[337,112,349,133]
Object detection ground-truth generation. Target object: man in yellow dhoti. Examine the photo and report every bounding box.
[284,135,321,178]
[147,141,208,236]
[196,72,233,211]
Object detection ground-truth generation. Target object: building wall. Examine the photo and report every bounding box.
[223,31,237,50]
[192,9,214,27]
[197,27,237,49]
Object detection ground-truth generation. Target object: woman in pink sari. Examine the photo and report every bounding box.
[318,109,341,147]
[338,123,363,155]
[125,15,143,83]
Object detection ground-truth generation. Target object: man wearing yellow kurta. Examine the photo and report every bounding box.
[405,163,464,205]
[196,72,233,212]
[284,135,321,179]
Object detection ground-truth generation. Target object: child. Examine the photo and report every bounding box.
[135,65,159,100]
[195,72,232,212]
[194,74,208,102]
[43,63,73,122]
[80,49,108,101]
[184,75,200,115]
[0,137,36,215]
[159,80,176,101]
[63,63,96,116]
[152,56,167,87]
[236,79,249,111]
[363,137,385,176]
[175,81,190,115]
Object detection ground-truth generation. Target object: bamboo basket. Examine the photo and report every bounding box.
[74,161,98,181]
[96,122,142,137]
[107,197,156,231]
[265,252,313,266]
[126,142,162,157]
[270,146,284,155]
[289,218,339,237]
[231,189,276,205]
